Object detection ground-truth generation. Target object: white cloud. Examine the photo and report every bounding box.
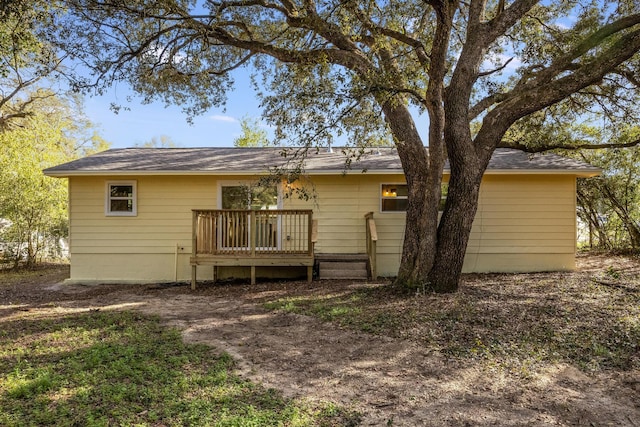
[209,115,238,123]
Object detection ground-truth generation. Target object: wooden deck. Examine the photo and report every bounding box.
[190,209,316,288]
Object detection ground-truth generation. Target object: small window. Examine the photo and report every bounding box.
[381,184,408,212]
[106,181,137,216]
[380,183,448,213]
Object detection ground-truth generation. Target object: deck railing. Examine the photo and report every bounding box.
[192,209,314,256]
[365,212,378,280]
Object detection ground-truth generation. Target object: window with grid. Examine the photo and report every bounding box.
[105,181,137,216]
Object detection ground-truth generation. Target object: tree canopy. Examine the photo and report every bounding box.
[50,0,640,290]
[135,135,180,148]
[0,91,109,266]
[0,0,68,130]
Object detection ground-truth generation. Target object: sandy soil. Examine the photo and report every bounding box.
[1,257,639,426]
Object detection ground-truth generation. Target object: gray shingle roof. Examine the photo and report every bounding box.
[43,147,600,177]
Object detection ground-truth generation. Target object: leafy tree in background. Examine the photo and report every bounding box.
[0,121,68,267]
[576,130,640,250]
[52,0,640,291]
[234,116,272,147]
[0,1,108,267]
[135,134,180,148]
[0,92,108,267]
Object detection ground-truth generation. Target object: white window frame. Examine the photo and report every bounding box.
[380,182,408,213]
[105,180,137,217]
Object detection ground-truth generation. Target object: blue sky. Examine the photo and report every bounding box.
[83,71,265,149]
[84,74,431,150]
[75,3,592,150]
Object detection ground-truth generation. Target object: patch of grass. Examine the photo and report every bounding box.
[0,310,353,426]
[264,289,401,334]
[265,294,363,325]
[263,270,640,376]
[0,263,69,288]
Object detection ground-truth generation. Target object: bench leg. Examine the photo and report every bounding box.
[213,266,218,283]
[191,265,197,290]
[251,266,256,285]
[307,265,313,283]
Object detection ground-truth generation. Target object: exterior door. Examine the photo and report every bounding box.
[219,183,280,250]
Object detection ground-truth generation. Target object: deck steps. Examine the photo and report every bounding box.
[316,254,369,280]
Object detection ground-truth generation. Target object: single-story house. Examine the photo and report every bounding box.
[43,147,600,285]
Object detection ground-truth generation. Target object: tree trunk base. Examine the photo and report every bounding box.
[393,273,459,294]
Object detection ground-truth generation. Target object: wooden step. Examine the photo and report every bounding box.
[318,260,368,280]
[320,269,368,279]
[320,261,367,270]
[315,253,369,262]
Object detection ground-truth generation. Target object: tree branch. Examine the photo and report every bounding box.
[478,57,513,78]
[475,20,640,139]
[516,28,640,117]
[448,0,537,123]
[469,91,509,119]
[523,13,640,89]
[482,0,539,44]
[498,137,640,153]
[345,2,431,69]
[613,68,640,88]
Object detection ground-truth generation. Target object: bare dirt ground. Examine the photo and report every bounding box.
[1,255,639,426]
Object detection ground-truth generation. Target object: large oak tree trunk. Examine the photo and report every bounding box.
[395,170,443,286]
[381,101,444,288]
[427,163,485,292]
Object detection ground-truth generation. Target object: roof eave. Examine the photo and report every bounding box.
[482,168,602,177]
[44,167,602,178]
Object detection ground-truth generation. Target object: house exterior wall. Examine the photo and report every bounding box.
[66,173,576,283]
[288,174,576,275]
[69,175,216,282]
[284,174,408,276]
[463,174,576,273]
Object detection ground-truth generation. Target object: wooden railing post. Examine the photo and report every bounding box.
[307,212,313,255]
[307,212,315,283]
[191,210,198,290]
[250,210,256,285]
[250,210,256,256]
[364,212,378,280]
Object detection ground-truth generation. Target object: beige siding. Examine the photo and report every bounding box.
[69,175,216,282]
[463,174,576,272]
[67,173,578,282]
[289,174,577,275]
[284,175,406,263]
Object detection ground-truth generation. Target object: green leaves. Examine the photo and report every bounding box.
[0,90,108,266]
[233,116,272,147]
[0,309,351,426]
[0,1,66,130]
